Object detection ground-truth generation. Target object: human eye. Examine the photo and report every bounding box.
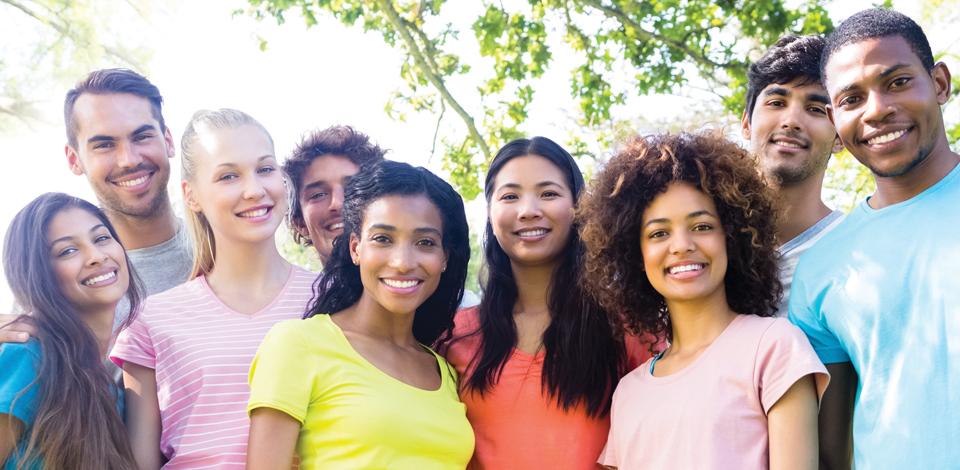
[370,234,391,244]
[647,229,668,240]
[133,132,154,142]
[217,173,238,182]
[307,190,329,201]
[692,223,714,232]
[93,141,115,150]
[55,246,78,258]
[499,193,518,201]
[837,94,861,108]
[416,237,439,248]
[890,76,911,89]
[94,233,114,244]
[807,104,828,115]
[542,190,561,199]
[765,98,785,107]
[257,165,276,175]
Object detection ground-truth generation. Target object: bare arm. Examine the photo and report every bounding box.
[0,414,24,464]
[818,362,856,470]
[123,362,164,470]
[768,374,819,470]
[246,407,300,470]
[0,314,35,344]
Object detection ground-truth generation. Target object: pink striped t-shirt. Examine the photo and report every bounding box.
[110,266,315,469]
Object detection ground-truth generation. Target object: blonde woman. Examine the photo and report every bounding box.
[111,109,315,469]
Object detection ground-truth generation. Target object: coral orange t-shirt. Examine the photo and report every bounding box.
[444,307,656,470]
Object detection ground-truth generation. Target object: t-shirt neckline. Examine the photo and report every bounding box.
[198,264,296,317]
[644,314,744,383]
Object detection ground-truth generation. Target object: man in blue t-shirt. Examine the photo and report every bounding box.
[789,8,960,469]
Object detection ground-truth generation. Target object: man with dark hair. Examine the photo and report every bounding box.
[284,125,386,263]
[0,69,191,341]
[789,9,959,468]
[741,34,845,316]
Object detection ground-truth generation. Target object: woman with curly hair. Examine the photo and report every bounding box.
[441,137,655,469]
[579,132,828,469]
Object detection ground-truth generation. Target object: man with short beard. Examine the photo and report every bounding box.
[0,69,192,341]
[741,34,845,316]
[789,9,960,468]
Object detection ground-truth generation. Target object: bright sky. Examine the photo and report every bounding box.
[0,0,954,308]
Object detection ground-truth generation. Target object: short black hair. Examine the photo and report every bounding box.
[821,8,934,79]
[744,35,826,122]
[64,69,166,148]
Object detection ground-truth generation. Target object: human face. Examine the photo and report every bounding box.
[183,125,286,246]
[742,79,842,187]
[350,195,447,317]
[296,155,360,262]
[65,93,175,219]
[48,208,130,315]
[824,36,951,178]
[640,182,727,306]
[489,155,575,268]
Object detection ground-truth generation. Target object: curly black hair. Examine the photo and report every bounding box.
[579,131,782,341]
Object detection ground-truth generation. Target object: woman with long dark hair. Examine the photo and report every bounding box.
[0,193,141,469]
[579,132,827,469]
[440,137,655,469]
[246,160,474,469]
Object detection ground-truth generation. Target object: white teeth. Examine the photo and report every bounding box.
[868,129,907,145]
[383,279,419,289]
[518,229,547,237]
[668,264,704,275]
[238,208,269,218]
[327,222,343,231]
[83,271,116,286]
[774,140,802,148]
[115,175,149,187]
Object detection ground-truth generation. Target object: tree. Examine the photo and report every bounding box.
[242,0,833,198]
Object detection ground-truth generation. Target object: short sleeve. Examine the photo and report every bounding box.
[109,311,156,369]
[247,320,316,423]
[787,266,850,364]
[0,342,42,425]
[597,385,623,467]
[755,319,830,414]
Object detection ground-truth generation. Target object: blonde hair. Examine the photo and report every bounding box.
[181,108,275,279]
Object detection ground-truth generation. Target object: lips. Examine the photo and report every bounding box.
[236,205,272,218]
[515,227,550,239]
[109,164,159,189]
[81,269,118,287]
[381,277,424,294]
[863,127,911,146]
[769,134,809,149]
[325,220,344,232]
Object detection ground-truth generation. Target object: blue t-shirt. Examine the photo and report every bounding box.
[0,340,41,470]
[0,340,125,469]
[788,163,960,468]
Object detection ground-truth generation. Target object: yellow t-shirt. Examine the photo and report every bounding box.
[248,314,475,469]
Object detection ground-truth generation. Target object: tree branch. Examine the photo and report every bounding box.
[375,0,491,161]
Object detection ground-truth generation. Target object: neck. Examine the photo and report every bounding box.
[82,307,117,357]
[871,139,959,209]
[665,290,737,353]
[205,236,290,289]
[510,260,555,315]
[106,202,178,250]
[773,172,832,245]
[338,294,419,346]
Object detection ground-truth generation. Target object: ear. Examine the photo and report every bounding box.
[349,232,361,266]
[65,145,85,176]
[182,180,202,213]
[740,109,752,141]
[163,127,176,159]
[932,62,952,105]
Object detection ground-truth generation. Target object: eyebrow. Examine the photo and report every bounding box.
[50,224,107,245]
[495,180,565,192]
[764,86,829,105]
[835,63,913,96]
[642,210,717,228]
[763,86,790,97]
[86,124,156,145]
[215,155,276,169]
[368,224,442,237]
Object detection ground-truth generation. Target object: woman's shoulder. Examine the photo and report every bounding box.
[452,306,481,336]
[0,338,41,367]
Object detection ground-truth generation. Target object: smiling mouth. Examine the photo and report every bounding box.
[326,222,344,232]
[382,278,421,289]
[237,207,271,218]
[82,270,117,286]
[866,128,909,146]
[516,228,549,238]
[666,263,704,275]
[112,172,153,188]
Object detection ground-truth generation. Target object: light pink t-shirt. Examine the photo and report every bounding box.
[600,315,829,470]
[110,266,315,469]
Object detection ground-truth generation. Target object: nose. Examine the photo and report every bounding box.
[329,186,345,213]
[115,142,143,169]
[517,196,542,221]
[668,230,696,255]
[387,244,416,273]
[861,90,895,125]
[84,245,110,267]
[780,102,803,131]
[243,175,267,200]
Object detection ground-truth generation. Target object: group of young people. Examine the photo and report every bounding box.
[0,7,956,470]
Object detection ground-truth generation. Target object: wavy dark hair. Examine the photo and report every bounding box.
[284,125,387,246]
[304,160,469,346]
[64,68,165,148]
[744,34,826,123]
[446,137,625,418]
[580,132,782,342]
[2,192,141,470]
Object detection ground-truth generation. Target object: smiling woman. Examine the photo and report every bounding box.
[246,160,474,470]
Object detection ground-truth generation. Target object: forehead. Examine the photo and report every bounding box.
[48,208,103,240]
[824,36,924,93]
[195,125,274,165]
[301,155,360,187]
[494,154,568,188]
[643,182,718,221]
[362,194,442,231]
[72,92,159,138]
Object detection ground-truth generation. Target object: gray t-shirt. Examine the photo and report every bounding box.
[114,221,193,328]
[774,210,844,317]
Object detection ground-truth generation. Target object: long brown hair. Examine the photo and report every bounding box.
[2,193,140,469]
